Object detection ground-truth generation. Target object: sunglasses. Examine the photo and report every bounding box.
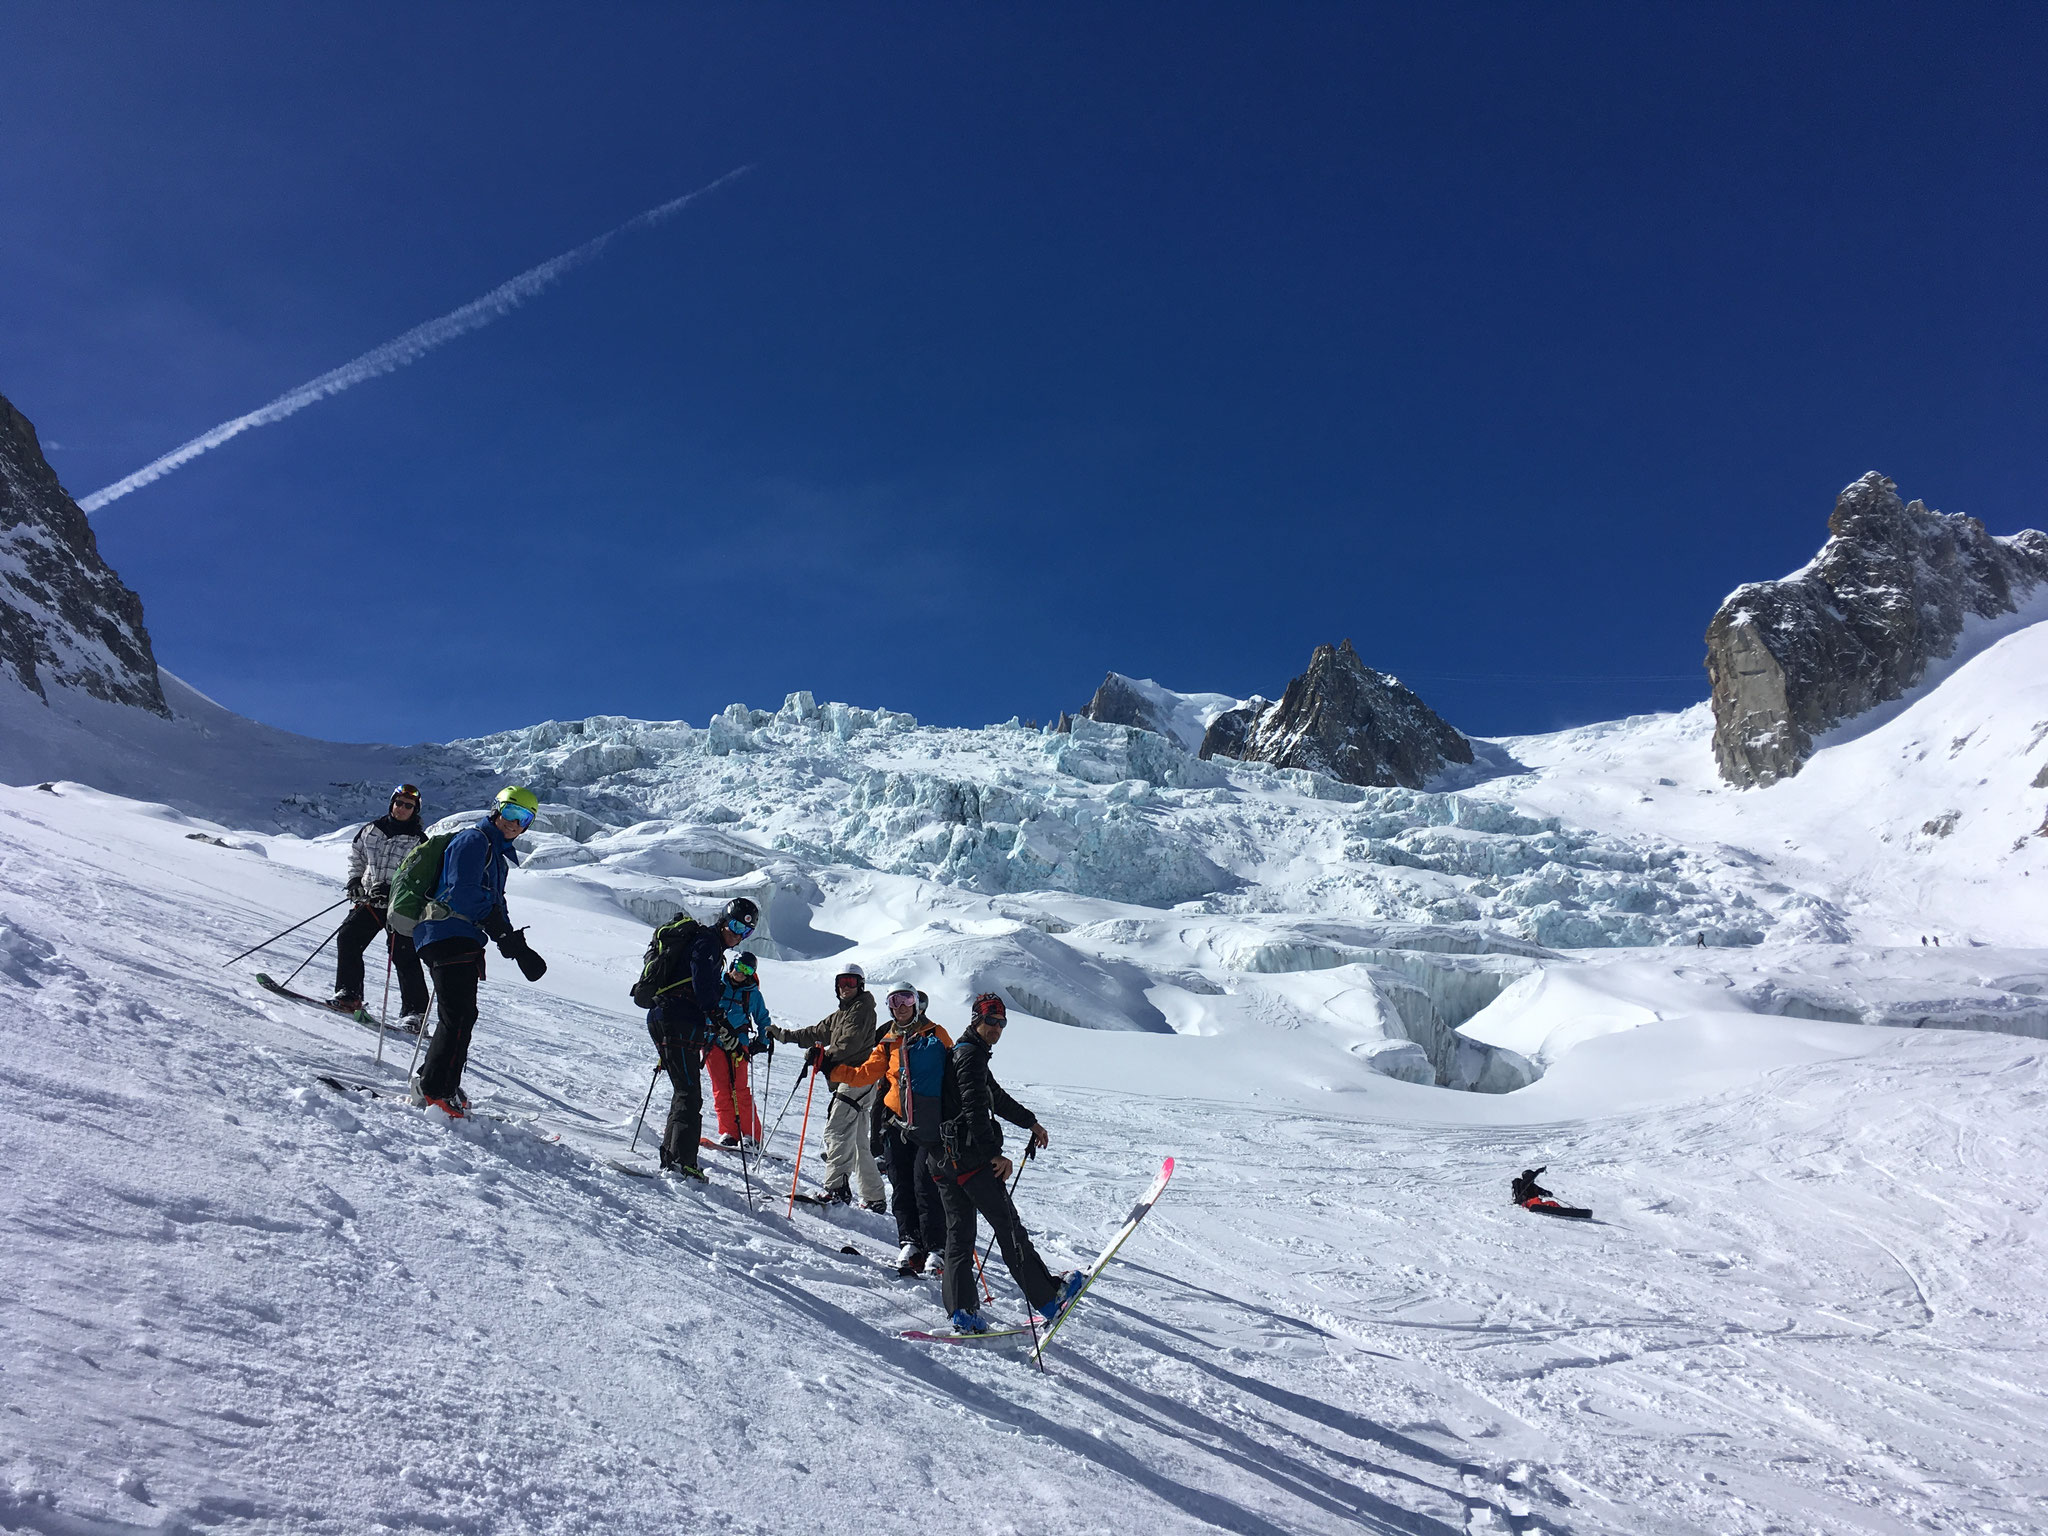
[497,802,536,829]
[392,796,420,809]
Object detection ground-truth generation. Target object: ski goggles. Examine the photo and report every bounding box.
[496,801,536,829]
[726,916,755,939]
[886,989,918,1011]
[727,958,759,982]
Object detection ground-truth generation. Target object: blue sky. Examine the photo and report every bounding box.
[4,5,2045,744]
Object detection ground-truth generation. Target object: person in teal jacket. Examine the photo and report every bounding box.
[705,951,770,1145]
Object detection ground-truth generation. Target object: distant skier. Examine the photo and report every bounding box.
[769,962,884,1208]
[1511,1166,1591,1220]
[833,985,951,1273]
[409,788,550,1117]
[644,897,761,1178]
[932,993,1083,1334]
[706,950,771,1147]
[331,784,430,1029]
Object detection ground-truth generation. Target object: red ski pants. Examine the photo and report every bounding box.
[705,1047,762,1142]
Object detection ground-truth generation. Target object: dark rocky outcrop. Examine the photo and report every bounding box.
[1706,473,2048,787]
[1198,639,1472,789]
[0,391,167,715]
[1079,672,1168,739]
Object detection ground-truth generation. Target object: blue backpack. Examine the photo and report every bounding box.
[899,1027,950,1146]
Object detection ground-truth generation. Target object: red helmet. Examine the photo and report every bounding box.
[970,993,1008,1027]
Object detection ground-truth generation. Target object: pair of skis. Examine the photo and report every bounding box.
[900,1156,1175,1365]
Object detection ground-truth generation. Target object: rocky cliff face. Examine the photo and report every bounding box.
[1198,639,1472,788]
[1079,672,1170,740]
[1706,473,2048,787]
[0,392,167,716]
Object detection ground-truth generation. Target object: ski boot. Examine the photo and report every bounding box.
[819,1184,852,1206]
[949,1309,992,1336]
[398,1012,427,1036]
[715,1133,741,1149]
[329,990,363,1013]
[860,1197,888,1214]
[1035,1270,1087,1326]
[896,1243,928,1277]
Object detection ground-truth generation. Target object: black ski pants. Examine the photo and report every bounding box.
[935,1159,1058,1318]
[880,1122,945,1256]
[334,903,428,1015]
[417,940,483,1101]
[653,1011,705,1170]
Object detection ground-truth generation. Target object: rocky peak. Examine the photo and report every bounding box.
[1705,472,2048,787]
[0,391,167,716]
[1198,639,1473,788]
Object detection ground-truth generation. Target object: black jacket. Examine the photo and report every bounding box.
[938,1030,1035,1175]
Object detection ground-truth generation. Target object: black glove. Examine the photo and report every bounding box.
[498,927,548,982]
[806,1045,826,1074]
[747,1037,771,1059]
[713,1026,744,1056]
[347,877,366,903]
[367,881,391,907]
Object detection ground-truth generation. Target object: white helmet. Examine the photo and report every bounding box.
[836,962,866,983]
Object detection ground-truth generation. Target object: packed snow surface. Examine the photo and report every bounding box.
[4,620,2048,1532]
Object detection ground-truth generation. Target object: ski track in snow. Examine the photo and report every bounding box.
[4,785,2048,1535]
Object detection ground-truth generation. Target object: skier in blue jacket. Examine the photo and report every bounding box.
[705,950,771,1146]
[411,787,549,1116]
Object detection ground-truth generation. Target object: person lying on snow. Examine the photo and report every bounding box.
[1511,1167,1591,1219]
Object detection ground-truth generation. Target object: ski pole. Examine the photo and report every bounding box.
[732,1051,756,1213]
[979,1142,1035,1287]
[765,1057,806,1153]
[278,918,347,990]
[406,974,439,1082]
[786,1064,820,1218]
[374,948,394,1065]
[628,1061,662,1154]
[221,896,350,967]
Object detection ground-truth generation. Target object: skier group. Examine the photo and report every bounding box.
[323,782,1086,1337]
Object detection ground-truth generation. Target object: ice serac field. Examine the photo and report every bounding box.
[4,623,2048,1535]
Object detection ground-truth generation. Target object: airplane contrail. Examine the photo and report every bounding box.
[80,165,752,514]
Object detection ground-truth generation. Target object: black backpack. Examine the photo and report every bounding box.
[630,915,701,1010]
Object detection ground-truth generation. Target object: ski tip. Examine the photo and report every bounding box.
[1161,1156,1174,1176]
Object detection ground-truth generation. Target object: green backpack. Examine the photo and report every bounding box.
[386,829,464,939]
[631,914,702,1009]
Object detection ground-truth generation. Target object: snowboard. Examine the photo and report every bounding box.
[258,973,377,1027]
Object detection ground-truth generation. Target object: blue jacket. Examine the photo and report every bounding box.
[715,982,771,1049]
[412,819,521,952]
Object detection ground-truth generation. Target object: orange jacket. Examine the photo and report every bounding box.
[829,1017,954,1120]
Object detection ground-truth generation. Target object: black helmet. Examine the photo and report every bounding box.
[721,897,760,936]
[727,950,760,985]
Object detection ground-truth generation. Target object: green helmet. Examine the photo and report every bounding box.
[495,786,540,814]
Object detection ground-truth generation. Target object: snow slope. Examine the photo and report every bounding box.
[5,607,2048,1531]
[5,783,2048,1535]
